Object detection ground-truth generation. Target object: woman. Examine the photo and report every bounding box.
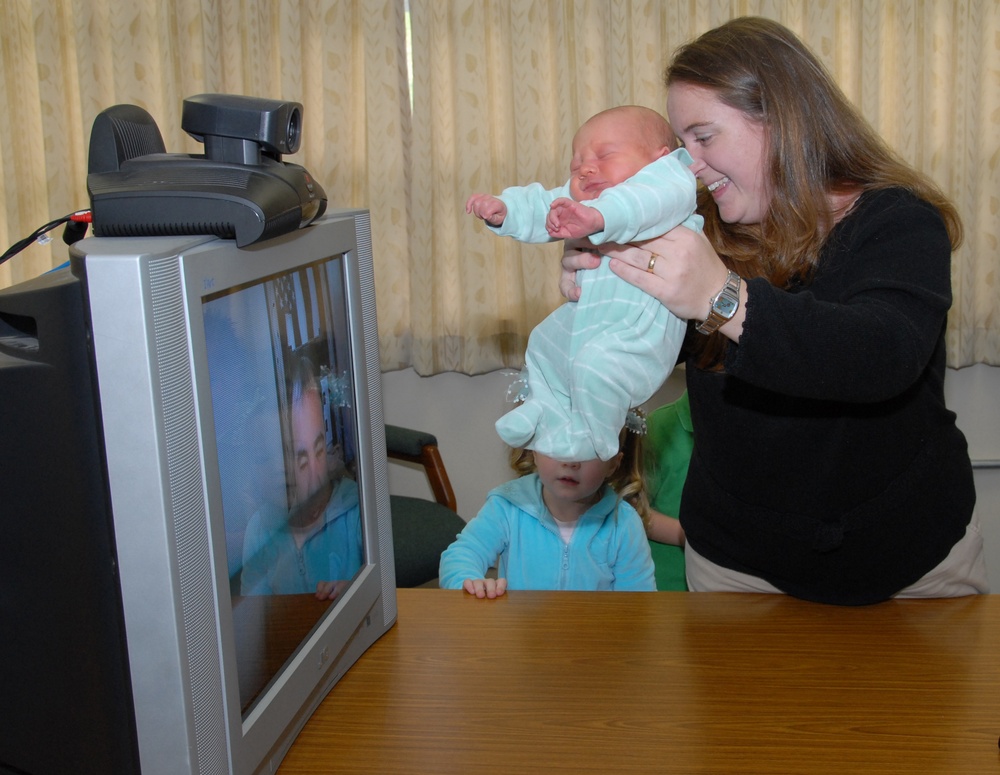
[563,17,988,604]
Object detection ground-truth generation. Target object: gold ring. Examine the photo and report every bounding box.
[647,253,659,273]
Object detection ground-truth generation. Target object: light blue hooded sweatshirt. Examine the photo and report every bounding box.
[438,473,655,591]
[240,477,363,595]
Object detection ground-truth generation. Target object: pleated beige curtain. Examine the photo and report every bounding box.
[407,0,1000,372]
[0,0,413,363]
[1,1,998,372]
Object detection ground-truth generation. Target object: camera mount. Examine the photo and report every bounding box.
[87,94,326,247]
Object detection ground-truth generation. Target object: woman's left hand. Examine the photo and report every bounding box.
[559,240,602,301]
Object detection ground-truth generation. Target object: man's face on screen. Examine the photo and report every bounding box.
[288,387,331,528]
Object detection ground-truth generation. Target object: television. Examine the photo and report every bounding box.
[0,209,397,774]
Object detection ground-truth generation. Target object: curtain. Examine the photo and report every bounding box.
[0,0,412,350]
[1,1,998,370]
[406,0,1000,371]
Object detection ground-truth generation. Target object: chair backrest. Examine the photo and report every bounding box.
[384,424,465,587]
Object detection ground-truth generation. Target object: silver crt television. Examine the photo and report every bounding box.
[0,209,397,774]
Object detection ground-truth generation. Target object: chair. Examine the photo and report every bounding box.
[385,424,466,587]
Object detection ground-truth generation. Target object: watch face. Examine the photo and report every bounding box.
[715,295,738,317]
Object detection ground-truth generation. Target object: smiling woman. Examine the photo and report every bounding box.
[667,84,770,227]
[578,16,990,605]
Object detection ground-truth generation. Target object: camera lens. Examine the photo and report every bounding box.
[285,107,302,154]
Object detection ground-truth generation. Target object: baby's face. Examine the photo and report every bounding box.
[568,113,668,201]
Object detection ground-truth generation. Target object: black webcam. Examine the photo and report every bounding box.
[182,94,303,164]
[87,93,326,246]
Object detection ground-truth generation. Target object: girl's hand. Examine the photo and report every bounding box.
[315,580,350,601]
[462,577,508,599]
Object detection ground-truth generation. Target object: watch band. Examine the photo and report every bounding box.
[695,270,741,335]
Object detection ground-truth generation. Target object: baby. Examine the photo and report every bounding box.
[467,105,702,462]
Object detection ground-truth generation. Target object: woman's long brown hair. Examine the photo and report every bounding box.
[666,17,962,367]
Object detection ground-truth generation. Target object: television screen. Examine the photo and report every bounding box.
[203,253,367,715]
[0,210,396,775]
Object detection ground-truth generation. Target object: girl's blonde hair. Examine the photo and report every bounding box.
[508,420,651,528]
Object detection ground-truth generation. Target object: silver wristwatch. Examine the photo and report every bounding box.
[695,270,741,335]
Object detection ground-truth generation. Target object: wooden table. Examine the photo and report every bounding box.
[278,589,1000,774]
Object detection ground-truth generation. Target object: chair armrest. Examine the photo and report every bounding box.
[385,424,458,512]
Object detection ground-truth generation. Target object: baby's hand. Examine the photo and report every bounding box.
[546,197,605,239]
[462,577,508,599]
[465,194,507,226]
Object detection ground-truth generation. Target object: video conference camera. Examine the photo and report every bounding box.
[87,94,327,247]
[182,93,302,163]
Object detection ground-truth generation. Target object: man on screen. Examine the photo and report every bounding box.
[240,356,364,599]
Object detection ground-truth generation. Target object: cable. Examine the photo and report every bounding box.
[62,210,93,247]
[0,210,92,268]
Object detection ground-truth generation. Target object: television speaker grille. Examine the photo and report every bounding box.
[148,255,230,773]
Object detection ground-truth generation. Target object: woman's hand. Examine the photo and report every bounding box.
[559,241,602,301]
[603,226,745,338]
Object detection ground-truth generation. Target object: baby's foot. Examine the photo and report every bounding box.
[495,401,543,447]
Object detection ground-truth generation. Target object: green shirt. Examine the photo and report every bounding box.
[644,391,693,591]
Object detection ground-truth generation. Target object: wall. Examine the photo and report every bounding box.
[381,364,999,592]
[944,364,1000,589]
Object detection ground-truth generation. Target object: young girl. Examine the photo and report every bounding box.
[438,420,656,598]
